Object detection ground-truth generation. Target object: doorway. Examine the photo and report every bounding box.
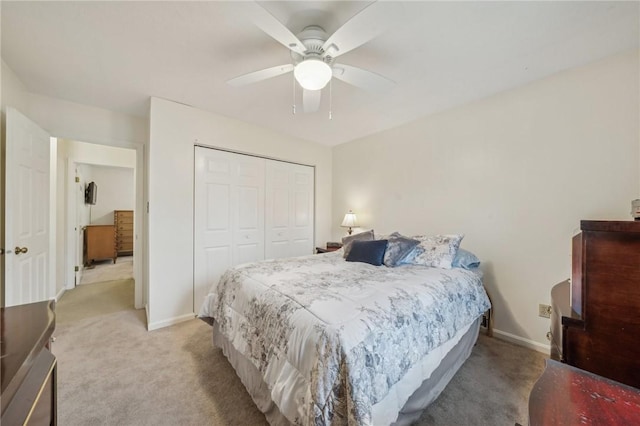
[73,163,134,288]
[58,139,144,311]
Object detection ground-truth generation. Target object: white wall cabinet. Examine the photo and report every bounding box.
[194,147,314,311]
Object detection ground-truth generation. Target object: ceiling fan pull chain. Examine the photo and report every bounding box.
[292,71,296,115]
[329,78,333,120]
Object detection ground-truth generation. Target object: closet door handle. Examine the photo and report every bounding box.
[14,246,29,255]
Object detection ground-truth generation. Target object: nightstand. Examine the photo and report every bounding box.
[315,243,342,254]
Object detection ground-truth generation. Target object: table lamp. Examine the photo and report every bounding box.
[341,210,358,235]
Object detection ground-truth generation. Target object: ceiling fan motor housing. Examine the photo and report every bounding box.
[291,26,334,66]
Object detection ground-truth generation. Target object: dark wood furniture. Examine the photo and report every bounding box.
[83,224,117,266]
[553,220,640,388]
[529,359,640,425]
[315,243,343,254]
[316,247,335,254]
[1,300,57,425]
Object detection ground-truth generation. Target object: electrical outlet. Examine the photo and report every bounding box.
[538,304,552,318]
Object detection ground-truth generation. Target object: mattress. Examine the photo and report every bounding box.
[199,251,491,425]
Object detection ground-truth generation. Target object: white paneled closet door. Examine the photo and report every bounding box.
[265,161,314,259]
[194,147,265,311]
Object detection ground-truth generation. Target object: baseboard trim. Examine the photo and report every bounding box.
[492,328,550,355]
[147,313,195,331]
[55,287,66,302]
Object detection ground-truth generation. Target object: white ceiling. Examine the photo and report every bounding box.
[2,1,638,146]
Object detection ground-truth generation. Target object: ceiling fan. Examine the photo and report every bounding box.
[228,1,397,113]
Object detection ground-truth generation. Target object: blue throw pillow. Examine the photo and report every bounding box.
[341,229,375,258]
[452,249,481,269]
[346,239,388,266]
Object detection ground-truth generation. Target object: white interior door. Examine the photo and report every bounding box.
[5,108,51,306]
[289,164,314,256]
[194,147,265,311]
[235,156,266,264]
[265,161,314,259]
[75,175,85,285]
[265,162,291,259]
[66,162,85,289]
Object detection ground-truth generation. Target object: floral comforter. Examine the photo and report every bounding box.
[199,251,490,425]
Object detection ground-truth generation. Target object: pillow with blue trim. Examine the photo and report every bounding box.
[406,234,464,269]
[452,248,481,269]
[345,239,388,266]
[383,232,420,267]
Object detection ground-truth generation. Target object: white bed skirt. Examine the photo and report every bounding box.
[211,316,481,426]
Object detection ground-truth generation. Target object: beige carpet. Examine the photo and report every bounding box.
[56,279,134,324]
[53,282,547,425]
[80,256,133,285]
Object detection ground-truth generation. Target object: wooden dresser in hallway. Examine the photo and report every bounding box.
[84,225,117,266]
[114,210,134,257]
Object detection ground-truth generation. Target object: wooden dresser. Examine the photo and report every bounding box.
[1,300,57,425]
[552,220,640,388]
[529,360,640,425]
[83,225,116,266]
[114,210,134,256]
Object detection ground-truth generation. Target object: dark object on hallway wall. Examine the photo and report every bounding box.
[85,181,97,205]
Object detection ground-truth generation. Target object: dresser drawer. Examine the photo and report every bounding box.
[114,211,133,222]
[116,236,133,245]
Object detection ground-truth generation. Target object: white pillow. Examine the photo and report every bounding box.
[406,234,464,269]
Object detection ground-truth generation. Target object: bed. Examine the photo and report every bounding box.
[199,250,491,425]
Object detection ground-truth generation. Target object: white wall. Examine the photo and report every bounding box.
[85,165,134,225]
[26,92,147,148]
[1,60,28,114]
[332,49,640,351]
[147,97,333,329]
[60,139,137,168]
[76,164,92,229]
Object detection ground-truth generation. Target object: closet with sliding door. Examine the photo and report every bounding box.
[193,146,314,310]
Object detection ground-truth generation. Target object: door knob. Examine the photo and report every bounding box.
[14,246,28,255]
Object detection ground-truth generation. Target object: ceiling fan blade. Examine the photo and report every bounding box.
[227,64,294,87]
[303,89,321,113]
[248,3,307,56]
[332,64,395,92]
[321,1,397,59]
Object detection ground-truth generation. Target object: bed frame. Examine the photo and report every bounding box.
[211,316,482,425]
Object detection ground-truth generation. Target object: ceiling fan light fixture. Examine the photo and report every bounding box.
[294,58,332,91]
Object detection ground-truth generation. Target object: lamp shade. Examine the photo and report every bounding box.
[294,58,332,91]
[341,211,358,228]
